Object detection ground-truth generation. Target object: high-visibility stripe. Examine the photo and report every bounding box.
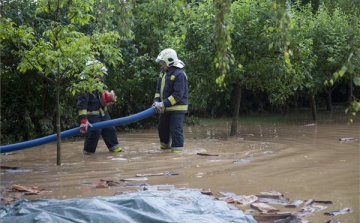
[79,109,87,116]
[168,96,176,105]
[165,104,188,112]
[171,146,183,151]
[160,142,170,149]
[99,107,105,116]
[154,93,160,98]
[160,73,166,101]
[80,107,108,116]
[87,111,100,115]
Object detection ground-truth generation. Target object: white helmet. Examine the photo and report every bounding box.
[85,60,108,74]
[155,48,185,68]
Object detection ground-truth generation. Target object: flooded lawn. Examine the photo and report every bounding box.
[1,112,359,222]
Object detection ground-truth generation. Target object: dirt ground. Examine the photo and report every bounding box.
[1,115,359,222]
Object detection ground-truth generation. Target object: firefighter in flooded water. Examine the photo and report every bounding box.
[77,60,122,154]
[152,48,189,154]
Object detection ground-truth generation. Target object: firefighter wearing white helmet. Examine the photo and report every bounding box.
[155,48,185,68]
[152,48,188,154]
[77,60,122,154]
[85,60,108,75]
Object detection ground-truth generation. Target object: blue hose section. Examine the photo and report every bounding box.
[0,107,156,153]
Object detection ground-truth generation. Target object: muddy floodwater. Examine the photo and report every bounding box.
[1,113,359,223]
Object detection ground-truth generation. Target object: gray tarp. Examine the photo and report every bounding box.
[1,189,257,223]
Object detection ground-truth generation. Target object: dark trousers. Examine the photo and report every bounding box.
[158,113,185,148]
[84,112,119,153]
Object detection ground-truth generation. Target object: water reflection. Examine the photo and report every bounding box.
[187,125,230,140]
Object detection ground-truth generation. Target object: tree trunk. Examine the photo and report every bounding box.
[56,82,62,165]
[294,91,299,112]
[348,77,353,104]
[326,89,333,112]
[310,94,317,121]
[230,84,242,137]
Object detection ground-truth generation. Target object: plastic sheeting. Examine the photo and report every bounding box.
[1,189,257,223]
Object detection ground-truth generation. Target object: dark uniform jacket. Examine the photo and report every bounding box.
[153,67,188,113]
[77,91,105,119]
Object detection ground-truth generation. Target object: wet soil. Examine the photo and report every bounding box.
[1,113,359,223]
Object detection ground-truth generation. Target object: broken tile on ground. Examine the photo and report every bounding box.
[324,208,353,216]
[196,153,219,156]
[120,177,148,182]
[233,159,250,164]
[339,137,358,142]
[250,202,279,214]
[135,171,179,177]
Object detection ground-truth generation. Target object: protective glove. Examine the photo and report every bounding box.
[152,101,164,114]
[102,90,117,106]
[80,118,92,133]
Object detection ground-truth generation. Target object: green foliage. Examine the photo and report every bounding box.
[36,0,95,25]
[310,4,358,116]
[184,115,201,126]
[213,0,233,85]
[228,0,305,104]
[3,1,124,95]
[1,0,125,146]
[180,0,223,113]
[268,0,294,54]
[328,10,360,117]
[312,6,351,84]
[286,3,317,93]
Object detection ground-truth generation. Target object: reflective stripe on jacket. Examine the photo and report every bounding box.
[77,91,107,118]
